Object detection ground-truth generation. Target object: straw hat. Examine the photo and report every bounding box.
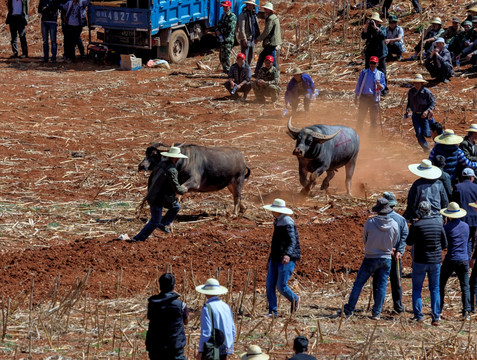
[440,202,467,218]
[469,201,477,209]
[409,74,427,83]
[243,0,257,5]
[466,124,477,132]
[434,129,463,145]
[241,345,270,360]
[369,12,383,22]
[160,146,189,158]
[195,278,228,295]
[408,159,442,180]
[431,17,442,25]
[290,67,304,75]
[262,2,274,11]
[263,198,293,215]
[469,6,477,12]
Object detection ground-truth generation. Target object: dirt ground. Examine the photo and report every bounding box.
[0,0,476,358]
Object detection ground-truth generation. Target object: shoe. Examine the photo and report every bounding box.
[371,314,380,320]
[158,224,171,234]
[410,317,423,322]
[51,58,57,63]
[9,54,19,59]
[463,312,470,321]
[337,309,353,318]
[391,309,403,315]
[128,237,145,243]
[40,58,48,63]
[443,79,450,84]
[431,320,439,326]
[264,312,278,318]
[20,54,28,58]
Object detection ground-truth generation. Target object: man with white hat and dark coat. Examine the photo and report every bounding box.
[132,146,188,242]
[263,199,300,317]
[341,198,399,319]
[403,159,448,222]
[235,0,260,65]
[196,278,236,360]
[404,74,435,152]
[146,273,189,360]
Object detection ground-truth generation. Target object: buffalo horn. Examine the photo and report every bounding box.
[287,117,301,139]
[309,129,341,143]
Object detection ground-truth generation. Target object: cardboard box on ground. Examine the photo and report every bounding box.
[120,54,142,71]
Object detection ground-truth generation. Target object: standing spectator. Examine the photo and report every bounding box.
[251,55,280,104]
[361,12,389,96]
[216,0,236,74]
[146,273,189,360]
[235,0,260,66]
[132,146,188,242]
[284,68,316,114]
[439,203,471,320]
[406,201,447,325]
[404,74,435,152]
[452,168,477,256]
[354,56,386,132]
[468,201,477,312]
[241,345,269,360]
[263,199,300,317]
[225,52,252,101]
[410,18,444,60]
[287,336,317,360]
[457,124,477,180]
[429,129,477,183]
[385,15,405,61]
[341,198,398,319]
[196,278,236,360]
[61,0,87,62]
[372,192,408,315]
[254,2,282,75]
[38,0,59,63]
[6,0,29,58]
[432,155,452,200]
[403,159,448,222]
[424,37,454,83]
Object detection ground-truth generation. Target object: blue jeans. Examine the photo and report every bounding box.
[254,45,277,75]
[412,262,441,321]
[133,203,180,241]
[41,21,57,61]
[344,257,391,317]
[266,260,298,315]
[411,113,432,151]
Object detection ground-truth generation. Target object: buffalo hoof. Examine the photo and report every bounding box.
[300,188,311,196]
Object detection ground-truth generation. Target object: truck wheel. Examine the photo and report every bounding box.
[168,30,189,64]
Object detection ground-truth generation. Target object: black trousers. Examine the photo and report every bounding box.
[373,257,403,313]
[357,94,379,130]
[148,349,186,360]
[9,15,28,56]
[382,0,420,16]
[424,59,453,82]
[440,259,471,315]
[224,81,252,98]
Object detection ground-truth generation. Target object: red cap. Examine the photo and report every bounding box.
[237,53,246,60]
[369,56,379,64]
[221,0,231,6]
[265,55,274,62]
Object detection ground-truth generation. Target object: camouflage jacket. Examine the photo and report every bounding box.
[256,66,280,87]
[218,11,237,44]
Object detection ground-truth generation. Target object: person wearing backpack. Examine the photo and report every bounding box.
[196,278,236,360]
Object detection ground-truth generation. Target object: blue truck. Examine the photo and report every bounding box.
[88,0,244,64]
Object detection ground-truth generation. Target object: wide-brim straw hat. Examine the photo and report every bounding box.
[160,146,188,158]
[195,278,228,295]
[241,345,270,360]
[431,17,442,25]
[409,73,427,83]
[369,12,383,22]
[290,67,304,75]
[408,159,442,180]
[469,6,477,12]
[434,129,463,145]
[263,198,293,215]
[466,124,477,132]
[243,0,257,5]
[262,2,274,11]
[440,202,467,218]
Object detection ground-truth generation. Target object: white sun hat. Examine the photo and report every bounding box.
[263,198,293,215]
[440,202,467,218]
[160,146,189,158]
[241,345,270,360]
[262,2,274,11]
[195,278,228,295]
[434,129,463,145]
[408,159,442,180]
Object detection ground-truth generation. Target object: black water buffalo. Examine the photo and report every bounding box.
[286,118,360,195]
[138,143,250,215]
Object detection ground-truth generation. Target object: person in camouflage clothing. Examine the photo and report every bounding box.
[216,0,236,73]
[252,55,280,104]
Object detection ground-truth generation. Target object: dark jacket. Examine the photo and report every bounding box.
[235,8,260,42]
[146,291,187,354]
[7,0,29,25]
[433,143,459,182]
[403,178,448,221]
[146,161,186,207]
[443,219,469,262]
[362,25,388,59]
[38,0,59,22]
[270,214,300,262]
[407,216,447,263]
[452,179,477,227]
[439,171,453,200]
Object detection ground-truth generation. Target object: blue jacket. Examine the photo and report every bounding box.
[387,210,409,254]
[443,219,469,261]
[432,144,459,181]
[284,74,315,104]
[452,179,477,226]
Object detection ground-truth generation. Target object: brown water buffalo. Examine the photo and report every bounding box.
[138,143,250,215]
